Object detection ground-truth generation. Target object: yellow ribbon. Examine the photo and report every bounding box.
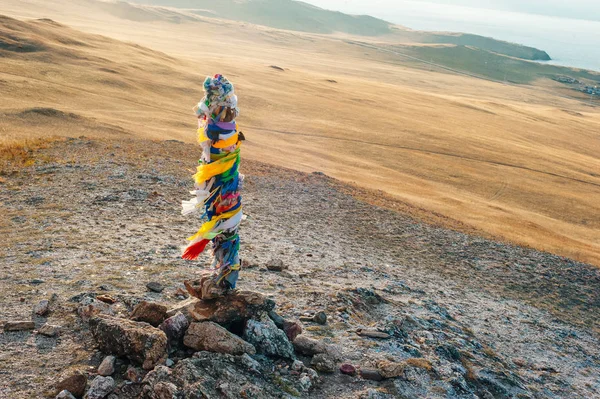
[213,133,239,149]
[187,207,243,241]
[194,151,239,184]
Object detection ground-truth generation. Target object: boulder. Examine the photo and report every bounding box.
[130,301,168,327]
[159,312,189,341]
[169,290,275,327]
[55,369,87,398]
[243,317,295,359]
[85,376,115,399]
[183,322,256,355]
[89,315,167,370]
[97,356,116,376]
[141,352,295,399]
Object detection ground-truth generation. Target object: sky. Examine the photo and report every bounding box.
[304,0,600,22]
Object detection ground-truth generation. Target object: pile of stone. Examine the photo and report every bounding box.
[54,289,343,398]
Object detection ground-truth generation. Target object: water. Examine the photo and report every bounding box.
[306,0,600,72]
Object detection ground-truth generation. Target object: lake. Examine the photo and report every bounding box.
[307,0,600,72]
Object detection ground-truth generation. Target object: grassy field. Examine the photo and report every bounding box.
[1,0,600,267]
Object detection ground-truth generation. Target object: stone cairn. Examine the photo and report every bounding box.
[54,286,344,399]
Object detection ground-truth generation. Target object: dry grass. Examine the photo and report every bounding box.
[0,137,58,171]
[405,357,434,371]
[1,1,600,266]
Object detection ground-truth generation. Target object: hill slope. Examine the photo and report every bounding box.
[133,0,392,35]
[1,13,600,268]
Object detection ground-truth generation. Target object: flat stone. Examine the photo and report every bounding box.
[159,312,189,341]
[130,301,168,327]
[166,297,198,319]
[356,329,391,339]
[4,321,35,331]
[89,315,167,370]
[146,282,165,293]
[184,322,256,355]
[55,369,87,398]
[96,295,116,304]
[86,376,115,399]
[97,355,116,376]
[38,323,62,337]
[243,316,295,359]
[34,300,50,316]
[177,290,275,327]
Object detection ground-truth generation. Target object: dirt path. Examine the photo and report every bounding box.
[0,137,598,398]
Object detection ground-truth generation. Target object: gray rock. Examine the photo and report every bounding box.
[298,375,311,392]
[159,312,189,341]
[292,336,327,356]
[38,324,62,337]
[4,321,35,331]
[239,353,262,373]
[268,310,285,328]
[97,356,116,376]
[266,258,287,271]
[184,321,256,355]
[291,360,304,371]
[34,299,50,316]
[89,315,167,370]
[360,368,384,381]
[77,297,115,321]
[55,390,76,399]
[85,376,115,399]
[243,316,295,359]
[311,353,336,373]
[146,282,165,293]
[313,311,327,325]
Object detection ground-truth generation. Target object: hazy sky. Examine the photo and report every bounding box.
[304,0,600,22]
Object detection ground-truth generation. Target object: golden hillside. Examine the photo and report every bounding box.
[1,0,599,266]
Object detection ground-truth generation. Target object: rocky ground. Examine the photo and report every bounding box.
[0,137,599,398]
